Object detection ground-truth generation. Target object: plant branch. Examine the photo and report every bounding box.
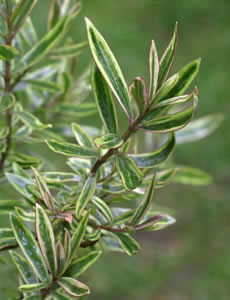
[88,220,127,233]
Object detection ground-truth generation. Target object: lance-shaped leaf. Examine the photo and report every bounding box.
[10,214,49,283]
[36,204,57,275]
[0,45,19,61]
[19,282,48,293]
[129,77,148,115]
[10,250,38,284]
[72,123,96,149]
[15,207,35,223]
[130,176,156,226]
[75,176,96,218]
[158,23,178,89]
[23,79,62,93]
[23,296,41,300]
[176,113,224,144]
[0,228,15,246]
[0,93,15,113]
[11,0,38,32]
[60,103,97,118]
[172,166,212,185]
[94,134,123,149]
[17,16,67,70]
[16,111,52,130]
[116,153,144,191]
[149,40,159,102]
[86,18,133,119]
[139,104,195,133]
[57,277,90,297]
[50,41,88,58]
[115,233,140,256]
[140,214,176,231]
[56,241,66,276]
[129,133,175,168]
[43,172,81,183]
[134,214,165,231]
[69,212,89,262]
[20,17,38,46]
[0,200,26,215]
[64,251,101,278]
[46,140,99,158]
[92,64,118,133]
[92,196,113,224]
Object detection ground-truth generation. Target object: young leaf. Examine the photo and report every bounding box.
[10,214,49,283]
[46,140,99,158]
[56,241,66,276]
[72,123,96,150]
[16,111,52,130]
[158,23,178,89]
[116,153,144,191]
[130,176,156,226]
[36,204,57,275]
[19,282,48,293]
[115,233,140,256]
[0,45,19,61]
[149,40,159,102]
[172,166,212,185]
[86,18,133,119]
[129,77,148,115]
[140,214,176,231]
[91,64,118,133]
[129,133,175,168]
[75,176,96,218]
[94,134,123,149]
[50,41,88,58]
[0,94,15,113]
[92,196,113,224]
[64,251,101,278]
[57,277,90,297]
[134,214,166,231]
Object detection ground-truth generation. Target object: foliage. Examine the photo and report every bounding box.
[0,0,223,299]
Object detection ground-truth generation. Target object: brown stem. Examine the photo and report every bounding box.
[88,220,127,233]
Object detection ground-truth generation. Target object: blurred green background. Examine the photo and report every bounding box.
[2,0,230,299]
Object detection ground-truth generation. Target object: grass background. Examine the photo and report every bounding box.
[1,0,230,299]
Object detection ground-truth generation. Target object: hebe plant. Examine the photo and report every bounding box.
[0,0,223,299]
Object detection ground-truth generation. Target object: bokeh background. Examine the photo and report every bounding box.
[2,0,230,299]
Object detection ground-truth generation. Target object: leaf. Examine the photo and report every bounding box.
[57,277,90,297]
[15,207,35,223]
[86,18,133,119]
[56,241,66,276]
[0,45,19,61]
[176,113,224,144]
[16,111,52,130]
[153,73,179,104]
[60,103,97,118]
[0,93,15,112]
[10,214,49,283]
[134,214,166,231]
[129,77,147,115]
[24,79,62,93]
[20,16,38,46]
[36,204,57,275]
[64,251,101,278]
[10,250,38,284]
[19,282,47,292]
[75,176,96,218]
[92,196,113,224]
[0,200,26,214]
[72,123,96,150]
[94,134,123,149]
[158,23,178,89]
[115,233,140,256]
[172,166,212,185]
[141,214,176,231]
[50,41,88,58]
[91,64,118,133]
[69,212,90,263]
[46,140,99,158]
[130,176,156,226]
[0,228,15,240]
[43,172,81,183]
[11,0,38,32]
[17,16,68,69]
[129,133,175,168]
[116,153,143,191]
[149,40,159,102]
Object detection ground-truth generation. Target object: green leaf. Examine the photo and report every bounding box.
[60,103,97,118]
[23,79,62,93]
[43,172,81,183]
[172,166,212,185]
[17,16,68,69]
[15,207,35,223]
[0,127,9,140]
[149,40,159,102]
[16,111,52,130]
[153,73,179,104]
[36,204,57,275]
[158,23,178,89]
[11,0,38,32]
[20,17,38,46]
[0,93,15,112]
[116,153,143,191]
[56,241,66,276]
[72,123,96,150]
[94,134,123,149]
[92,196,113,224]
[57,277,90,297]
[176,113,224,144]
[23,296,42,300]
[0,228,15,240]
[115,233,140,256]
[50,41,88,58]
[69,212,90,263]
[10,250,38,284]
[10,214,49,283]
[46,140,99,158]
[134,214,165,231]
[91,64,118,134]
[64,251,101,278]
[0,200,26,214]
[130,176,156,226]
[141,214,176,231]
[129,77,147,115]
[75,176,96,218]
[86,18,133,119]
[129,133,175,168]
[0,45,19,61]
[19,282,47,293]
